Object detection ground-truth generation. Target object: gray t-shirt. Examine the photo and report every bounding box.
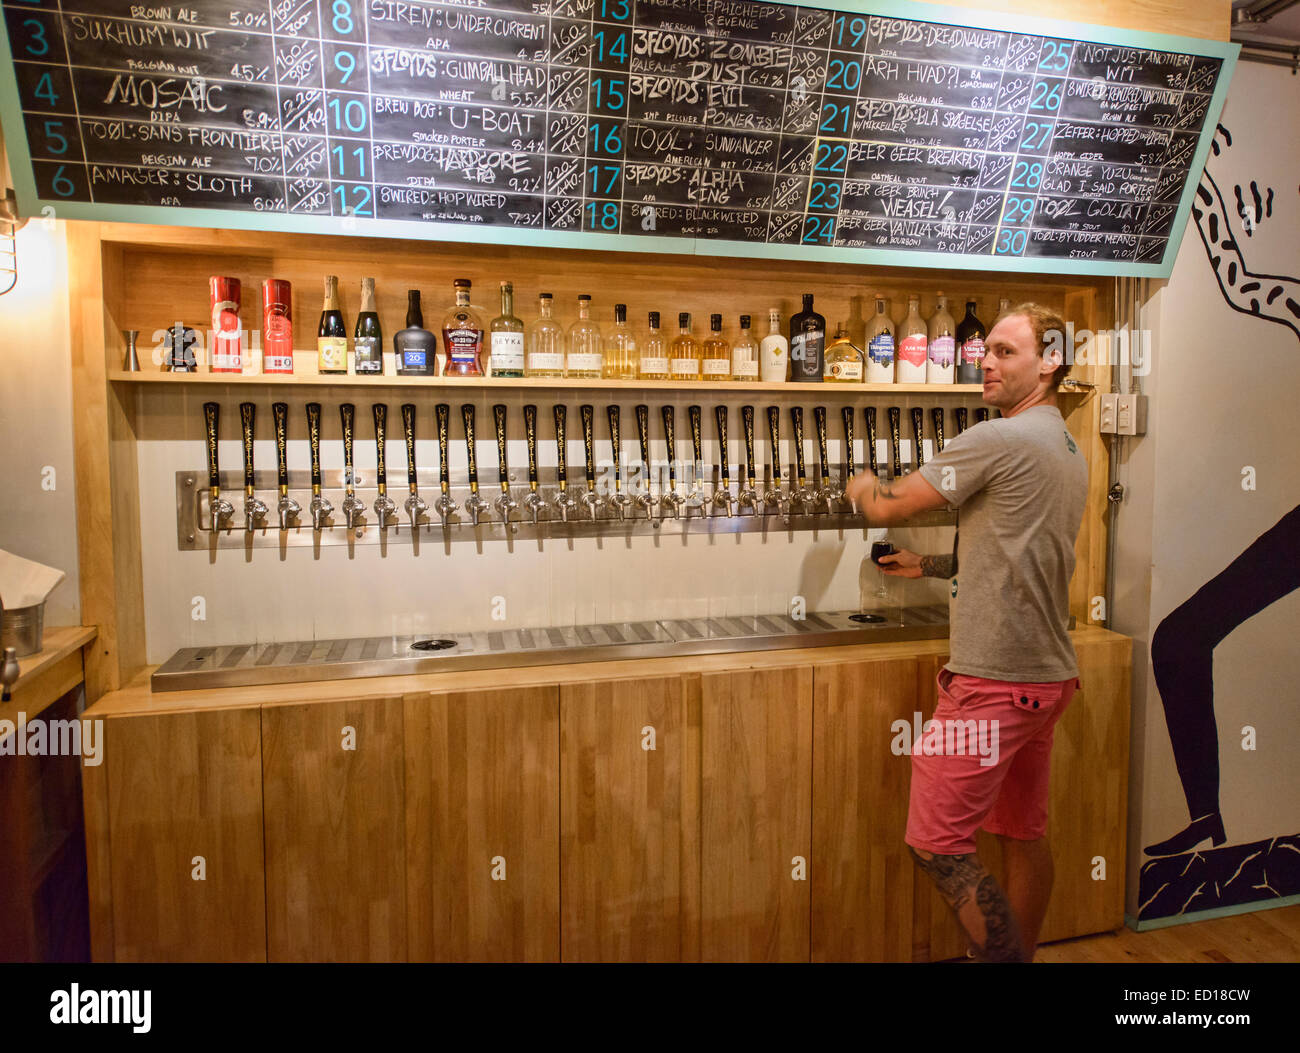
[917,404,1087,682]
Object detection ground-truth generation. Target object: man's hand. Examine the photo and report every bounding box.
[844,469,879,509]
[878,547,923,577]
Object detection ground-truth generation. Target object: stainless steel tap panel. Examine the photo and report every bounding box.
[150,604,950,691]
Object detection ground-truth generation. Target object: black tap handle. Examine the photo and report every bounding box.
[524,404,538,490]
[607,405,622,490]
[203,402,221,491]
[766,405,781,485]
[635,403,651,484]
[373,403,387,492]
[742,405,756,487]
[493,404,509,492]
[462,404,478,492]
[887,406,902,480]
[975,408,990,424]
[911,407,925,470]
[306,403,322,493]
[436,403,450,495]
[931,407,946,453]
[553,404,568,488]
[841,405,855,478]
[239,401,255,491]
[813,405,829,483]
[715,405,730,485]
[402,403,418,491]
[272,402,289,491]
[689,405,702,479]
[955,407,969,434]
[661,405,676,484]
[581,404,595,487]
[864,406,878,473]
[789,406,807,486]
[340,403,355,489]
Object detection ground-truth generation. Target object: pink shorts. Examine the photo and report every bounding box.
[905,667,1079,855]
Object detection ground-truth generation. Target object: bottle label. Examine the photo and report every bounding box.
[528,351,563,371]
[567,352,602,372]
[211,300,242,372]
[401,349,428,370]
[791,332,823,376]
[898,334,928,367]
[446,326,482,364]
[671,358,698,376]
[826,359,863,381]
[731,352,758,377]
[263,309,292,373]
[639,355,669,374]
[703,358,730,376]
[354,336,382,373]
[490,331,524,371]
[264,353,294,374]
[318,337,347,371]
[961,337,986,366]
[929,335,956,367]
[868,333,895,366]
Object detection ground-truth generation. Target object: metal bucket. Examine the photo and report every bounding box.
[1,603,44,658]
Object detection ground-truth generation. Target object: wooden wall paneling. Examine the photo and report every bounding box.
[935,0,1230,42]
[700,665,812,962]
[404,686,560,962]
[811,658,918,962]
[104,709,265,962]
[559,675,695,961]
[262,695,406,962]
[80,721,113,963]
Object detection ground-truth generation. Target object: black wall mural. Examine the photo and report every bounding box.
[1140,123,1300,920]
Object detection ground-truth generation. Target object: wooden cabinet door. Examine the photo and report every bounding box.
[812,658,918,962]
[262,696,406,962]
[560,675,698,962]
[105,709,265,962]
[405,686,560,962]
[699,666,812,962]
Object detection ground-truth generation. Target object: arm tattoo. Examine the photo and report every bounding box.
[920,554,955,578]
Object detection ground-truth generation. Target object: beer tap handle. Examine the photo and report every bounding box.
[765,404,786,508]
[814,404,830,486]
[955,406,968,435]
[841,405,855,479]
[462,403,479,494]
[789,406,808,498]
[661,405,676,487]
[340,403,355,492]
[402,403,418,493]
[888,406,902,481]
[975,408,990,424]
[373,403,387,495]
[240,402,256,494]
[306,402,332,531]
[204,401,221,494]
[581,403,596,489]
[493,403,510,493]
[931,407,946,453]
[523,404,538,492]
[634,403,654,515]
[742,405,756,490]
[553,404,568,490]
[273,401,289,494]
[910,407,925,471]
[864,406,878,474]
[714,405,733,514]
[437,403,451,496]
[689,404,703,498]
[607,404,622,493]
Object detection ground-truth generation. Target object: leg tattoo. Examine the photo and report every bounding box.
[909,846,1028,962]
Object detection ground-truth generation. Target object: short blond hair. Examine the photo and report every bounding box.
[1005,303,1071,390]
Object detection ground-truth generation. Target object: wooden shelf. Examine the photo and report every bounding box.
[109,370,998,395]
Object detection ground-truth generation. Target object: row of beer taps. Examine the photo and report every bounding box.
[201,400,988,534]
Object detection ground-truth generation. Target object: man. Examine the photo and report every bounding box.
[845,304,1087,963]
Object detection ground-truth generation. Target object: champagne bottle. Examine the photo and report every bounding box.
[317,274,347,375]
[926,292,956,384]
[489,281,525,377]
[956,300,987,384]
[353,277,383,375]
[897,294,928,384]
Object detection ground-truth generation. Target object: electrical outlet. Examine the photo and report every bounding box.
[1115,394,1148,435]
[1099,393,1118,433]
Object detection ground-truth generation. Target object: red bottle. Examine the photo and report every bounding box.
[210,276,242,373]
[262,278,293,374]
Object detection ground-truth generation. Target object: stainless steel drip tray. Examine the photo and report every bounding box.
[150,605,950,692]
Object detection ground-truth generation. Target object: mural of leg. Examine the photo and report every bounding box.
[1146,503,1300,855]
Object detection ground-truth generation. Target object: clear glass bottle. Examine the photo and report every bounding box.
[824,324,865,382]
[442,278,485,377]
[730,314,759,381]
[992,296,1013,327]
[701,313,731,380]
[927,292,956,384]
[865,297,895,384]
[604,303,637,379]
[639,311,668,380]
[566,294,603,379]
[670,312,700,381]
[526,293,564,378]
[896,294,928,384]
[488,281,525,377]
[759,307,788,382]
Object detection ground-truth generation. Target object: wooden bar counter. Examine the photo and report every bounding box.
[81,626,1130,962]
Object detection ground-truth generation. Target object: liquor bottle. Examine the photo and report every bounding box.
[526,293,564,378]
[604,303,637,379]
[566,294,603,378]
[670,312,700,381]
[262,278,293,375]
[317,274,348,375]
[789,293,825,382]
[824,324,864,382]
[926,292,956,384]
[489,281,525,377]
[442,278,485,377]
[702,313,731,380]
[210,276,242,373]
[992,297,1013,327]
[731,314,759,382]
[394,290,436,376]
[353,277,383,375]
[759,308,788,382]
[864,297,895,384]
[639,311,668,380]
[956,300,987,384]
[896,294,927,384]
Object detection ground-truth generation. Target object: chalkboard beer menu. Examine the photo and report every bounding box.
[0,0,1236,276]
